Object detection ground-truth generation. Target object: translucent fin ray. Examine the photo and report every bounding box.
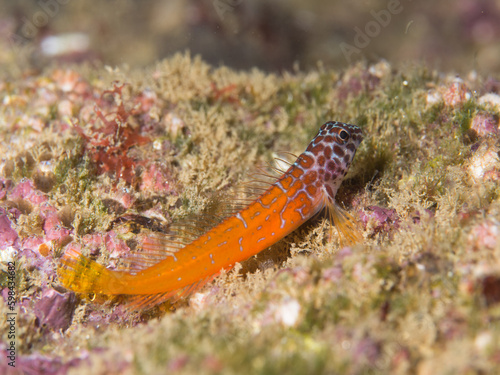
[326,199,363,247]
[58,247,123,294]
[121,273,219,311]
[234,154,295,201]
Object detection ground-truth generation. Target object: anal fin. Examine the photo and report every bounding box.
[121,272,220,311]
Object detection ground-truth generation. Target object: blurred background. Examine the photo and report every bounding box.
[0,0,499,74]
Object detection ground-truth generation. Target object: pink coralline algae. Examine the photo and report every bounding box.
[114,188,136,209]
[468,220,499,252]
[40,206,70,242]
[103,231,132,260]
[322,248,354,284]
[16,248,57,285]
[62,230,131,267]
[0,209,18,248]
[359,206,400,236]
[85,304,133,327]
[352,336,382,367]
[442,80,471,107]
[52,69,91,96]
[0,349,85,375]
[470,112,499,138]
[468,143,500,181]
[34,288,77,331]
[140,164,175,194]
[321,265,344,284]
[336,69,381,102]
[8,179,47,206]
[22,236,44,251]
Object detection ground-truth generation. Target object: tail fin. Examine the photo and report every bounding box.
[58,245,218,311]
[58,247,124,295]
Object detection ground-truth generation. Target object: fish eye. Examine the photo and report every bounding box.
[339,130,349,141]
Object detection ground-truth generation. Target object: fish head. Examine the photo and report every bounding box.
[303,121,363,200]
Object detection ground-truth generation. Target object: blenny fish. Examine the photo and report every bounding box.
[58,121,363,310]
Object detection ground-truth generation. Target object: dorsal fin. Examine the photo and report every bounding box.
[118,154,298,310]
[118,153,295,275]
[232,152,295,200]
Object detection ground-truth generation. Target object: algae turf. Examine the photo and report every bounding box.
[0,54,499,374]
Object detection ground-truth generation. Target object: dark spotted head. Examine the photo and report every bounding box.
[297,121,363,201]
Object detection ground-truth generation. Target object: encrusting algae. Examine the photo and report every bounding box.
[58,121,363,310]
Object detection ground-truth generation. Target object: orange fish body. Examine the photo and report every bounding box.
[59,121,363,309]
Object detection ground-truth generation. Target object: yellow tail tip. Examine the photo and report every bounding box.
[58,247,117,295]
